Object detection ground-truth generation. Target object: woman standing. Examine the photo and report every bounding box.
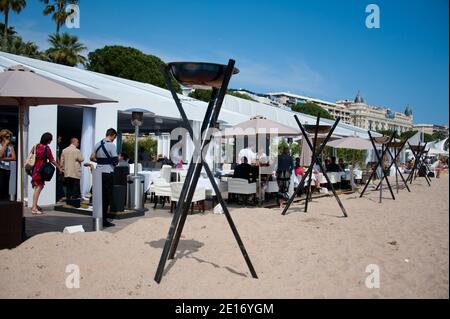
[31,133,61,215]
[0,129,16,200]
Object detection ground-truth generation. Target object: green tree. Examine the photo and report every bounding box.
[45,32,86,66]
[0,21,15,37]
[39,0,78,34]
[189,89,257,102]
[400,130,418,142]
[87,45,181,93]
[188,89,212,102]
[431,130,448,141]
[0,31,45,59]
[228,91,257,102]
[121,136,157,163]
[0,0,26,41]
[292,102,334,120]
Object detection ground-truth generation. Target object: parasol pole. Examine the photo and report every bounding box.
[18,99,25,207]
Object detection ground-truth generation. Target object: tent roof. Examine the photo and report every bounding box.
[0,51,380,138]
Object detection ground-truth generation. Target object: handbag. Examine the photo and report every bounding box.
[25,145,37,176]
[39,146,56,182]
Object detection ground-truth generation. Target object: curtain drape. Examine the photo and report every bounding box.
[80,107,95,199]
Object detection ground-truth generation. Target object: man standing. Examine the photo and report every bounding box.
[91,128,119,228]
[60,138,84,200]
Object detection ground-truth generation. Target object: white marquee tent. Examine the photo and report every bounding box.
[0,51,380,206]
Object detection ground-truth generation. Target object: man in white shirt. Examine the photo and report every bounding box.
[238,145,256,164]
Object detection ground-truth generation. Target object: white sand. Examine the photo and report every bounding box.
[0,176,448,298]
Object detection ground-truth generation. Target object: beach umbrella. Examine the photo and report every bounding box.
[327,135,374,150]
[0,64,117,205]
[219,115,300,137]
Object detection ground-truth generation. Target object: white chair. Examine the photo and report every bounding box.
[170,182,206,213]
[150,177,171,209]
[160,165,172,183]
[325,172,341,185]
[179,170,188,183]
[228,178,257,204]
[265,181,279,194]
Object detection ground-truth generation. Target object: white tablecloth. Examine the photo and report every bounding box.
[139,171,161,192]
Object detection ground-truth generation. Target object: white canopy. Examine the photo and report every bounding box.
[0,51,380,139]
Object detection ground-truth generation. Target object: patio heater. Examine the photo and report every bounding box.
[126,108,151,212]
[359,133,397,203]
[281,115,348,217]
[154,60,258,284]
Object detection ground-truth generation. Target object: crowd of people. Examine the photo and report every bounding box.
[232,143,358,208]
[1,127,449,221]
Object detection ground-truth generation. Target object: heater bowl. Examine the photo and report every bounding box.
[373,137,392,145]
[167,62,239,89]
[304,125,332,134]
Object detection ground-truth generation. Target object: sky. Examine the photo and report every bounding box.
[9,0,449,125]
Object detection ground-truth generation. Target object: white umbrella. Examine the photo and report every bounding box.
[217,115,300,137]
[327,135,373,150]
[0,65,117,205]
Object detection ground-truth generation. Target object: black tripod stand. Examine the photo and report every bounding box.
[281,115,347,218]
[406,143,431,186]
[359,132,396,203]
[154,60,257,284]
[374,139,411,194]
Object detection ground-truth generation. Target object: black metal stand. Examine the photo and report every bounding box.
[359,132,396,202]
[281,115,347,217]
[154,59,257,284]
[374,139,411,193]
[406,143,431,186]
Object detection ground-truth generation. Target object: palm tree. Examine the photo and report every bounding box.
[0,21,16,37]
[0,0,26,39]
[39,0,78,34]
[45,32,87,66]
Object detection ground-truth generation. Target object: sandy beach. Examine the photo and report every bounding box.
[0,175,448,299]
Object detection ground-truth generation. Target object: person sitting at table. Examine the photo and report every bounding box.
[338,158,347,171]
[294,157,304,196]
[257,146,269,166]
[326,156,340,172]
[294,157,304,177]
[324,157,331,170]
[233,156,252,182]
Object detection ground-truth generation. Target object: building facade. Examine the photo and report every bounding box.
[267,92,353,124]
[267,91,414,134]
[413,123,449,136]
[342,92,414,134]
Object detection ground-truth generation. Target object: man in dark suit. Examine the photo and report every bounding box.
[233,157,252,181]
[326,156,341,172]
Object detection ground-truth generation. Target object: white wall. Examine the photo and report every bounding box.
[94,106,119,143]
[27,105,58,207]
